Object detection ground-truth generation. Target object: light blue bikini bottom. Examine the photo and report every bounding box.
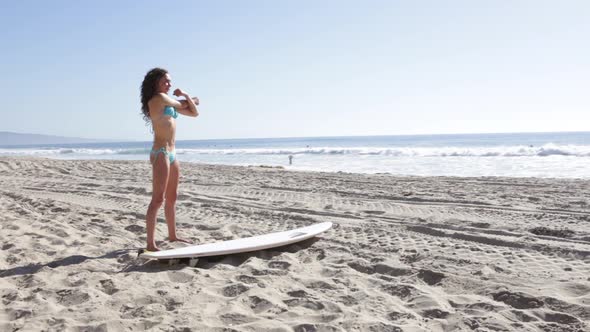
[150,147,176,164]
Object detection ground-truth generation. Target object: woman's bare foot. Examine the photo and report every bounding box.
[169,236,191,244]
[146,244,161,252]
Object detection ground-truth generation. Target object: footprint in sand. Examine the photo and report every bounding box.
[17,274,45,289]
[365,323,402,332]
[304,248,327,261]
[287,290,309,298]
[421,308,450,319]
[99,279,119,295]
[417,269,445,285]
[235,274,265,288]
[381,284,420,300]
[541,312,582,325]
[250,267,288,277]
[292,323,341,332]
[54,289,90,306]
[338,295,359,306]
[221,283,249,297]
[50,207,71,213]
[124,224,144,234]
[268,260,291,270]
[304,280,337,291]
[219,312,257,326]
[246,295,278,314]
[8,308,33,320]
[47,317,66,329]
[386,311,416,323]
[509,309,538,322]
[348,261,412,278]
[6,254,20,265]
[2,290,20,305]
[77,323,108,332]
[164,298,183,312]
[284,298,325,310]
[492,291,544,309]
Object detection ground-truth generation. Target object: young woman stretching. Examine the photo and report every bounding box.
[140,68,199,251]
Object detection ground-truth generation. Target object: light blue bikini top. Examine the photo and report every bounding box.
[163,106,178,119]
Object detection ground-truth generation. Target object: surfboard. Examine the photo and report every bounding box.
[139,222,333,260]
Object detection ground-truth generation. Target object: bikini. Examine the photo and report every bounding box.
[162,105,178,118]
[150,106,178,164]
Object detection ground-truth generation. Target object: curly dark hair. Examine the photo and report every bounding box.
[140,67,168,123]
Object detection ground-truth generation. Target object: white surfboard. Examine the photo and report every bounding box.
[140,222,333,260]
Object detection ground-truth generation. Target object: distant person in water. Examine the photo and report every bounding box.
[140,67,199,251]
[288,155,293,165]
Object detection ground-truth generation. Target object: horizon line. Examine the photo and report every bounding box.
[2,130,589,145]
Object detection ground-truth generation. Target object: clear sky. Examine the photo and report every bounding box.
[1,1,588,141]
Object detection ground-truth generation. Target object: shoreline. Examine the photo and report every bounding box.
[1,157,589,331]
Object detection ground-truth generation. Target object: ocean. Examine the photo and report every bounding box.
[1,132,589,178]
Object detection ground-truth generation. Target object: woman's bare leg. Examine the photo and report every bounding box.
[145,154,170,251]
[165,160,190,243]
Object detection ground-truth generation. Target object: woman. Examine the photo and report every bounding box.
[140,67,199,251]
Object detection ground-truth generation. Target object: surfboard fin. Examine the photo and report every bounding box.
[189,258,199,267]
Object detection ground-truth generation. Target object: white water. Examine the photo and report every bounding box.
[2,133,589,178]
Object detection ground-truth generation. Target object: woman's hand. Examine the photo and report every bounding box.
[173,88,185,97]
[174,89,199,107]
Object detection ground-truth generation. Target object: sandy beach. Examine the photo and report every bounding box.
[1,157,589,331]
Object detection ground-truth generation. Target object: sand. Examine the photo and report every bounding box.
[1,157,589,332]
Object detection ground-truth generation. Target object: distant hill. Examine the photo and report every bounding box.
[0,131,111,146]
